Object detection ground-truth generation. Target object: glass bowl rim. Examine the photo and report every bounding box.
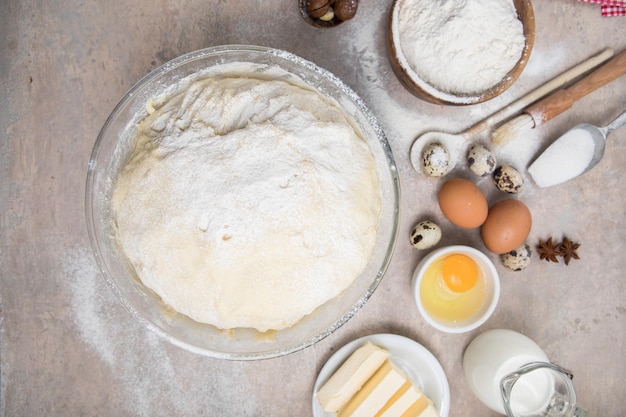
[85,44,401,360]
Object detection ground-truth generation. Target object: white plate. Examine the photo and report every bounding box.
[312,333,450,417]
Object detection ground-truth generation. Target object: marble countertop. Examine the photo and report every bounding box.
[1,1,625,415]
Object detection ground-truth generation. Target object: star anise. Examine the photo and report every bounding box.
[537,237,562,263]
[560,237,580,265]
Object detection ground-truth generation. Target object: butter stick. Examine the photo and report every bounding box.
[375,369,440,417]
[397,392,439,417]
[410,402,439,417]
[375,381,422,417]
[338,360,407,417]
[317,342,390,413]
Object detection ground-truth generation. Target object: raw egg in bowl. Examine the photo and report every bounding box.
[412,246,500,333]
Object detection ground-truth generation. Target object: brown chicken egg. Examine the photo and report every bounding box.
[438,178,488,228]
[481,199,532,254]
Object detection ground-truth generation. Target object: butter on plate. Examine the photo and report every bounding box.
[317,341,390,413]
[377,380,437,417]
[339,360,407,417]
[316,341,440,417]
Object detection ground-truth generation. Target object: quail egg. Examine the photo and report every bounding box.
[467,144,496,177]
[500,243,532,271]
[493,165,524,193]
[409,220,442,250]
[421,143,450,177]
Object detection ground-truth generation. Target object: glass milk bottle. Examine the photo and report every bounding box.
[462,329,587,417]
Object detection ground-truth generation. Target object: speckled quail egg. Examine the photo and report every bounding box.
[467,144,496,177]
[500,243,532,271]
[421,143,450,177]
[493,165,524,193]
[409,220,442,250]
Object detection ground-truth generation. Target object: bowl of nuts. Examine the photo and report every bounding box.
[300,0,360,28]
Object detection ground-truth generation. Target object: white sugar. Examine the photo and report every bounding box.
[527,128,595,187]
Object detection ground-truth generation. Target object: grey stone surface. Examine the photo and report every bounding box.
[1,1,625,416]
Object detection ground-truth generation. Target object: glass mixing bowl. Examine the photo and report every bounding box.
[85,45,400,360]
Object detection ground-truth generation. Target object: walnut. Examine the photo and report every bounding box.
[307,0,333,18]
[334,0,359,21]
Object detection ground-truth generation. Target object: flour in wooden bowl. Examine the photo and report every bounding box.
[390,0,529,104]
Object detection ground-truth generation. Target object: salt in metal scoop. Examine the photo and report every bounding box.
[528,109,626,188]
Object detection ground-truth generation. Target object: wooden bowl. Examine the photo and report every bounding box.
[388,0,535,105]
[299,0,343,28]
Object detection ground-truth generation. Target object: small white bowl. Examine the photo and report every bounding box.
[412,246,500,333]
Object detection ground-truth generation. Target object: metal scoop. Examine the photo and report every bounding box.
[528,109,626,188]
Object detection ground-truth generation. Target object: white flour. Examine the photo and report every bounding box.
[395,0,525,95]
[112,72,381,332]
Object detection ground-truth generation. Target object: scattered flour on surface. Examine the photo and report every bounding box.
[344,3,538,182]
[341,3,426,144]
[65,247,259,416]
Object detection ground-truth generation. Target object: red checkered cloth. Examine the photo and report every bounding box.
[602,5,626,15]
[577,0,626,15]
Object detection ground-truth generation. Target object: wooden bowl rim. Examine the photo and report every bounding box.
[388,0,536,105]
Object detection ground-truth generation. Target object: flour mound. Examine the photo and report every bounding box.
[112,74,381,332]
[396,0,525,95]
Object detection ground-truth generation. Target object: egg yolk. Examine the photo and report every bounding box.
[441,254,478,292]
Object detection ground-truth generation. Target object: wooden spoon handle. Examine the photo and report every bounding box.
[526,50,626,126]
[461,48,614,139]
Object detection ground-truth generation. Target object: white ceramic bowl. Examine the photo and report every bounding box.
[85,45,400,360]
[412,245,500,333]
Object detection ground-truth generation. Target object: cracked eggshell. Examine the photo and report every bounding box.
[409,220,442,250]
[500,243,532,271]
[421,142,450,177]
[493,165,524,194]
[467,144,496,177]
